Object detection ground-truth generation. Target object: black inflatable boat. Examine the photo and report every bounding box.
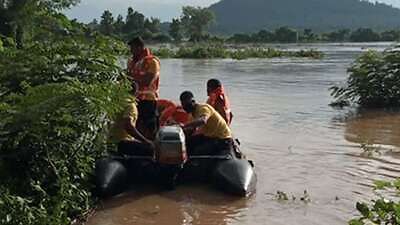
[95,126,257,197]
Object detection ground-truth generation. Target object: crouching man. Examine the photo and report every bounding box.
[110,89,155,157]
[180,91,235,157]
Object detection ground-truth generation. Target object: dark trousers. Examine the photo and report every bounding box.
[118,140,153,156]
[186,135,235,157]
[137,100,159,139]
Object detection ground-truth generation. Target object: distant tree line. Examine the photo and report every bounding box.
[87,7,168,42]
[90,6,215,43]
[89,6,399,44]
[227,27,400,43]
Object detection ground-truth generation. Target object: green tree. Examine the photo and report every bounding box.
[123,7,145,36]
[300,29,317,42]
[87,18,98,30]
[114,14,125,35]
[180,6,215,42]
[380,30,400,41]
[169,18,183,41]
[99,10,114,35]
[0,0,80,47]
[324,29,350,42]
[254,29,274,42]
[331,48,400,107]
[350,28,380,42]
[144,17,160,34]
[274,26,298,43]
[227,33,252,43]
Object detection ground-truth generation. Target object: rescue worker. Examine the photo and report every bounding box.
[110,86,155,156]
[127,36,161,139]
[180,91,235,156]
[206,79,233,125]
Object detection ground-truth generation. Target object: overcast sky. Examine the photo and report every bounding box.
[65,0,400,23]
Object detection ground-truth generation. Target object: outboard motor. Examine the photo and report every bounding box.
[156,126,187,189]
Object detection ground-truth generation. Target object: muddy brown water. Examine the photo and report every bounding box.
[87,43,400,225]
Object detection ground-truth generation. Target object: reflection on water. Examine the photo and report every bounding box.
[344,109,400,147]
[87,43,400,225]
[88,185,250,225]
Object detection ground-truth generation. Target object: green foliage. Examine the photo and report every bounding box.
[180,6,215,42]
[381,30,400,42]
[0,34,126,95]
[274,27,298,43]
[0,81,130,225]
[99,10,114,35]
[227,27,399,44]
[330,47,400,107]
[0,0,81,46]
[0,9,131,225]
[152,45,323,60]
[350,185,400,225]
[169,18,183,42]
[350,28,380,42]
[93,7,162,42]
[175,45,229,58]
[322,29,350,42]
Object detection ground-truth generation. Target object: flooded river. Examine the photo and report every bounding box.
[87,43,400,225]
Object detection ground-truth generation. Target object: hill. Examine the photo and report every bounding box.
[209,0,400,33]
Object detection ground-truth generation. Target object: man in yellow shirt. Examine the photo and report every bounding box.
[110,96,155,156]
[180,91,234,156]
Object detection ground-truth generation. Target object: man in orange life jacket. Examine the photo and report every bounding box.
[206,79,233,125]
[127,37,161,139]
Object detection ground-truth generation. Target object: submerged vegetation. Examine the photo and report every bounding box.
[153,46,324,60]
[331,46,400,108]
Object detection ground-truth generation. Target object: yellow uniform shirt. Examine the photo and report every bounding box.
[110,98,138,142]
[192,104,232,139]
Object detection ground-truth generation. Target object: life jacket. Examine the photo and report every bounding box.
[128,48,161,101]
[157,99,176,115]
[206,86,232,125]
[160,105,190,127]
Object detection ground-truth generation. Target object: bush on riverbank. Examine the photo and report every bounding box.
[330,46,400,107]
[0,33,130,225]
[153,45,324,60]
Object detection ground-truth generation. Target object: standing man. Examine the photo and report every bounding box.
[127,37,161,139]
[206,79,233,125]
